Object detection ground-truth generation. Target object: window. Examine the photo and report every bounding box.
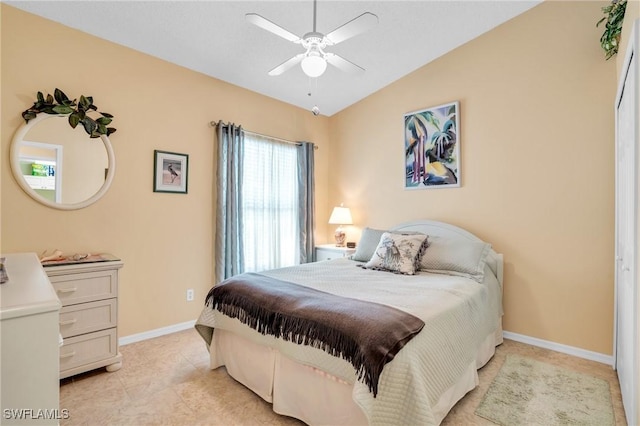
[215,122,315,283]
[241,133,299,272]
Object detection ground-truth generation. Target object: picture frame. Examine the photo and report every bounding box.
[404,101,460,189]
[153,150,188,194]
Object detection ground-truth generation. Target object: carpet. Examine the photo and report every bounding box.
[475,354,615,426]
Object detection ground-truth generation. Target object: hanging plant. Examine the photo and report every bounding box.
[21,88,116,138]
[596,0,627,60]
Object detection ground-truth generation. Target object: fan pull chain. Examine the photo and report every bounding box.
[308,77,320,116]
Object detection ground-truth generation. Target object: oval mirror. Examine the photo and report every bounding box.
[10,113,115,210]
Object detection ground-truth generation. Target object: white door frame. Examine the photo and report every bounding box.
[614,18,639,426]
[19,140,64,204]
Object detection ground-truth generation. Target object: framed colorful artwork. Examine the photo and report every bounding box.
[404,101,460,189]
[153,150,188,194]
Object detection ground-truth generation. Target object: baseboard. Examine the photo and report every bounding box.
[119,320,196,346]
[118,322,613,366]
[503,330,613,366]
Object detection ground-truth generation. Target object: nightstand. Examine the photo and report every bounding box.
[315,244,356,261]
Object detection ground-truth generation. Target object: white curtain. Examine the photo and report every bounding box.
[241,133,299,272]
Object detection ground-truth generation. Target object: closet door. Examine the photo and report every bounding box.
[614,19,639,426]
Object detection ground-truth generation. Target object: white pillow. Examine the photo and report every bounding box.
[363,232,429,275]
[419,236,491,282]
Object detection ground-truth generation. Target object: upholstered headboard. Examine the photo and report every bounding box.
[390,220,503,286]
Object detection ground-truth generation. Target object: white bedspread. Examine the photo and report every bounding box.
[195,257,502,425]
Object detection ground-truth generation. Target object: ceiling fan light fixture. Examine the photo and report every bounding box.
[247,0,377,78]
[301,54,327,77]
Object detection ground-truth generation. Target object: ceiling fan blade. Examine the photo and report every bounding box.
[246,13,301,43]
[325,12,378,45]
[325,53,365,74]
[268,54,305,76]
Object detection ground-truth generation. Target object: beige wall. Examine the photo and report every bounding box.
[0,5,331,337]
[329,1,617,355]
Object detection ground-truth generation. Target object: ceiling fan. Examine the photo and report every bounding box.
[246,0,378,78]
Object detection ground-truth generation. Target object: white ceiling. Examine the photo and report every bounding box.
[6,0,540,116]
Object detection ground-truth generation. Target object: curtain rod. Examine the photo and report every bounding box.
[210,120,318,149]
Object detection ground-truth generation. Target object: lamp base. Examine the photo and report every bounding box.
[334,227,346,247]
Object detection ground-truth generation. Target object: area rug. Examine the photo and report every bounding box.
[475,354,615,426]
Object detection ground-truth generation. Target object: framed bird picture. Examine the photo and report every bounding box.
[153,150,188,194]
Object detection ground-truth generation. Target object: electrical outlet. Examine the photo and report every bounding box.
[186,289,194,302]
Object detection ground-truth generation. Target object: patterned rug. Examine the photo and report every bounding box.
[475,354,615,426]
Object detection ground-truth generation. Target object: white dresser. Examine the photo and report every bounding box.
[315,244,356,261]
[44,258,124,379]
[0,253,62,424]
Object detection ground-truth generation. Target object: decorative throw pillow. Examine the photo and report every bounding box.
[352,227,387,262]
[419,236,492,282]
[363,232,429,275]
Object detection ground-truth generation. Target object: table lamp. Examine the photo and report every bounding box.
[328,204,353,247]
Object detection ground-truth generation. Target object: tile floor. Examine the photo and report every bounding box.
[59,329,628,425]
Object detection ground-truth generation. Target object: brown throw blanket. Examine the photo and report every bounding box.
[205,272,425,397]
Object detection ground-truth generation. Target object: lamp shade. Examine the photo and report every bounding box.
[301,54,327,78]
[328,206,353,225]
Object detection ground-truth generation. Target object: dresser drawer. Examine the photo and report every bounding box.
[60,328,117,372]
[49,270,117,306]
[59,299,116,338]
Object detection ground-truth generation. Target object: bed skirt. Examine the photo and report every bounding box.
[208,319,503,425]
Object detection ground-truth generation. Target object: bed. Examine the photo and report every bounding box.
[195,220,503,425]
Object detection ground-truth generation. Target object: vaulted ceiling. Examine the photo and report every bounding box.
[7,1,541,116]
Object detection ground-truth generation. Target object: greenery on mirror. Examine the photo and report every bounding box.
[597,0,627,60]
[21,88,116,138]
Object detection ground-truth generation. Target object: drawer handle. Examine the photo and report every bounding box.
[60,351,76,359]
[59,318,77,326]
[57,287,77,293]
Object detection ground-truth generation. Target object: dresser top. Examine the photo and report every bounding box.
[0,253,61,320]
[41,253,121,268]
[43,256,123,276]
